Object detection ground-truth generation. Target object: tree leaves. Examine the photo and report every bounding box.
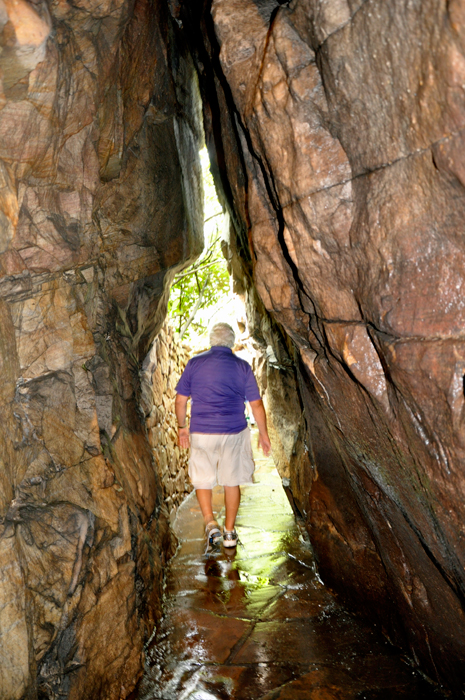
[168,232,230,340]
[167,149,230,343]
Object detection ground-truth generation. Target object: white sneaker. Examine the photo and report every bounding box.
[223,529,238,548]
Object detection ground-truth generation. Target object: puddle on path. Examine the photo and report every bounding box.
[137,439,445,700]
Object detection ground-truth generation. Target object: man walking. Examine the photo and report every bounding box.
[175,322,271,548]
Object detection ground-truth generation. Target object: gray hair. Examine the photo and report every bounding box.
[209,322,235,348]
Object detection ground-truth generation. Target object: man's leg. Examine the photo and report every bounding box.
[224,485,240,531]
[196,489,215,525]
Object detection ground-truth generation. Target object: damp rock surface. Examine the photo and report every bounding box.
[2,0,465,696]
[0,0,203,697]
[138,437,444,700]
[183,0,465,693]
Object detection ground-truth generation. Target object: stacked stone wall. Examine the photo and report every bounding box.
[142,323,193,523]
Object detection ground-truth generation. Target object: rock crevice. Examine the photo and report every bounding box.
[2,0,465,697]
[182,0,465,695]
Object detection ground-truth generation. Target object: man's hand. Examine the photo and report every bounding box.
[249,398,271,456]
[178,426,190,449]
[258,431,271,456]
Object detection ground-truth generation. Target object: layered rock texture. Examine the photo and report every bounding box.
[182,0,465,695]
[0,0,202,697]
[3,0,465,697]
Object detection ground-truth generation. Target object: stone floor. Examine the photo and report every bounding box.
[137,436,446,700]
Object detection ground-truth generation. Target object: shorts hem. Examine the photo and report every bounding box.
[191,481,217,490]
[218,477,254,487]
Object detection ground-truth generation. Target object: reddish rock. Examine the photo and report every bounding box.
[3,0,465,696]
[0,0,202,698]
[183,0,465,694]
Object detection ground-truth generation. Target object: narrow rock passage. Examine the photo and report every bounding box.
[138,435,444,700]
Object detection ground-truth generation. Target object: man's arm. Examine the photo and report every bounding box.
[249,399,271,456]
[175,393,190,449]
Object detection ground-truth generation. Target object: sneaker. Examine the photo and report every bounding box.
[223,528,238,548]
[205,521,222,547]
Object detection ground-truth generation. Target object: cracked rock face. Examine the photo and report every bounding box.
[4,0,465,696]
[0,0,202,697]
[185,0,465,694]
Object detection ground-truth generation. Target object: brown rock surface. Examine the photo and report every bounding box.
[0,0,203,698]
[181,0,465,694]
[3,0,465,696]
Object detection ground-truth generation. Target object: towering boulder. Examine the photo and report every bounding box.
[184,0,465,694]
[0,0,203,697]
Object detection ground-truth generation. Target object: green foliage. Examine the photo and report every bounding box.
[168,149,231,345]
[168,233,230,340]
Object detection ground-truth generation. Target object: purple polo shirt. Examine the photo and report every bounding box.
[176,346,261,434]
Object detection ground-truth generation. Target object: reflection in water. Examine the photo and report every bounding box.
[204,550,249,613]
[137,437,445,700]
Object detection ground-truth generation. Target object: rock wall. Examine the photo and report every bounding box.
[0,1,203,698]
[246,294,311,515]
[142,323,192,523]
[4,0,465,696]
[182,0,465,695]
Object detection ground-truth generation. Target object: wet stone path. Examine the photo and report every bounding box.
[138,438,443,700]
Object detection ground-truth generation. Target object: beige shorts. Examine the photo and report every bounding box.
[188,428,255,489]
